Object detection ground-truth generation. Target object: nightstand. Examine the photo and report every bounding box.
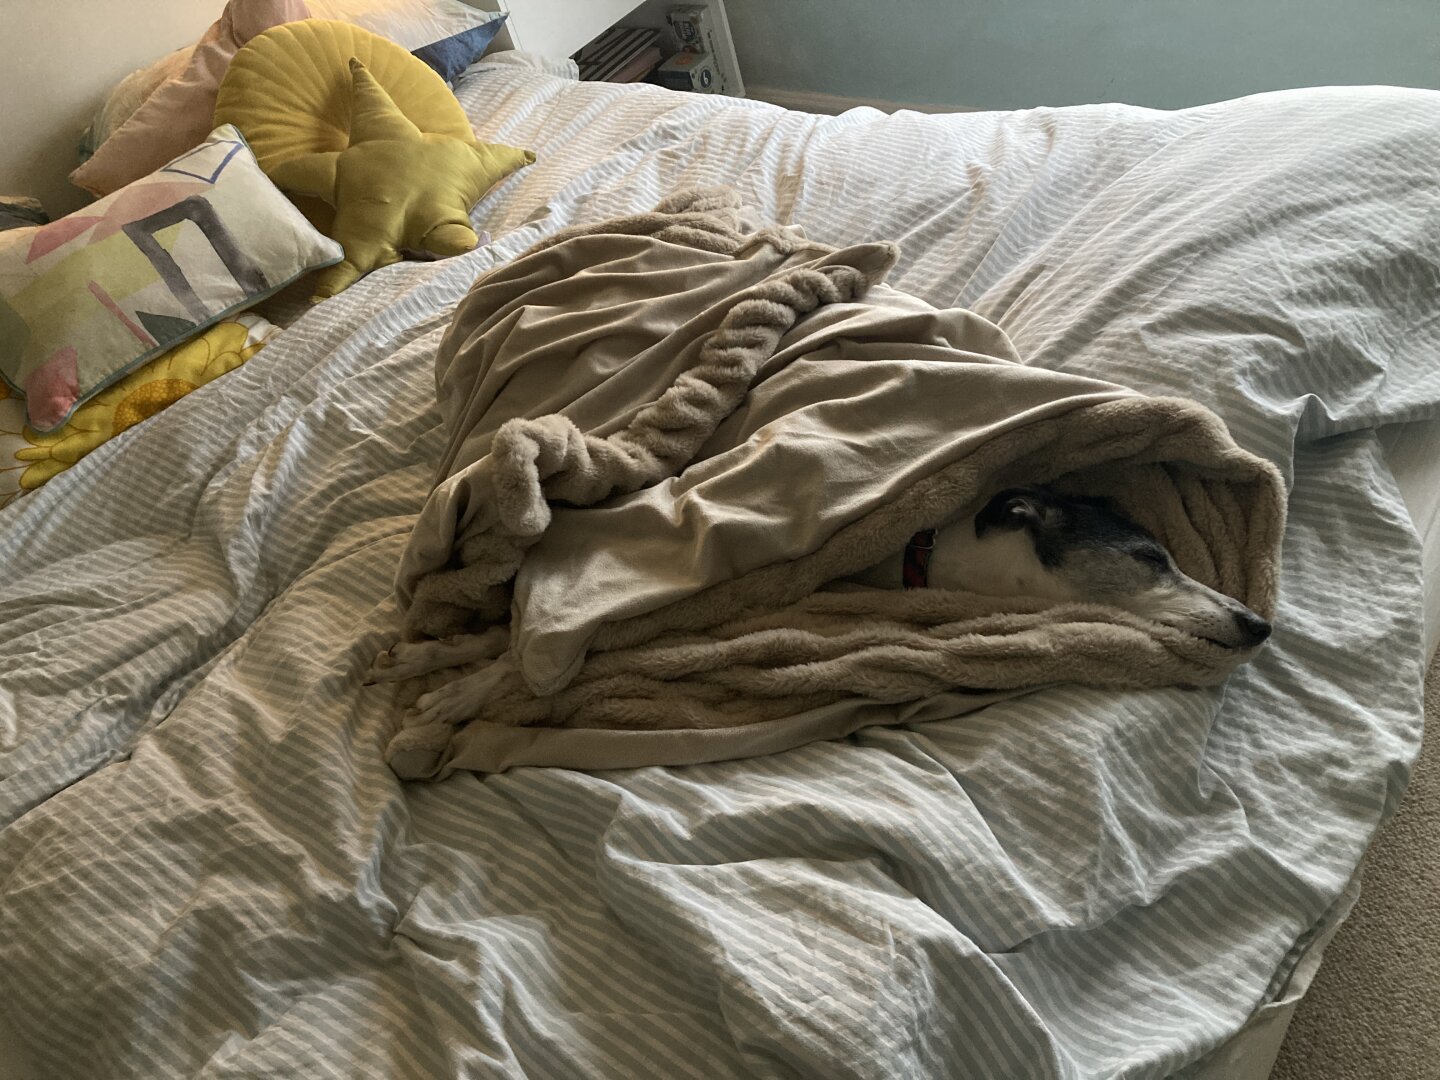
[476,0,746,97]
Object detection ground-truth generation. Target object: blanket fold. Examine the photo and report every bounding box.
[385,189,1285,778]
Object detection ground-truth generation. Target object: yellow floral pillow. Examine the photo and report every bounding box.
[0,313,276,508]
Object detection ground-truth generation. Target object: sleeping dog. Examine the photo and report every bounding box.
[847,487,1271,649]
[371,486,1271,723]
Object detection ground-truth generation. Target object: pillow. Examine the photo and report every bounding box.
[1,125,342,432]
[411,12,507,83]
[70,0,311,199]
[77,46,194,164]
[215,18,532,257]
[305,0,501,51]
[267,57,533,298]
[0,314,277,509]
[215,18,478,177]
[475,48,580,82]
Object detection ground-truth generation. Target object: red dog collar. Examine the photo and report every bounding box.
[902,529,936,589]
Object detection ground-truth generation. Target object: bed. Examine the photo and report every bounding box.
[2,51,1438,1079]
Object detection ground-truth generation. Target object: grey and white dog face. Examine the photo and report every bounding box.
[927,487,1272,650]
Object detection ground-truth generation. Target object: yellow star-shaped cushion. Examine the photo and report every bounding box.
[271,58,534,299]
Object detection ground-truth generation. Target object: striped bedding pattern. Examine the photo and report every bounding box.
[1,66,1437,1078]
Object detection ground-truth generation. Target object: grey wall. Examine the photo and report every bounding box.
[726,0,1440,110]
[1,0,223,216]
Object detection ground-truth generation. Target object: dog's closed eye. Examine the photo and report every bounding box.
[1132,549,1170,571]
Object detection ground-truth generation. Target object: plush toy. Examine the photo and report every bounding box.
[215,19,534,299]
[270,58,532,299]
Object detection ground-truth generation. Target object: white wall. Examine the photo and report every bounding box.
[727,0,1440,111]
[0,0,224,216]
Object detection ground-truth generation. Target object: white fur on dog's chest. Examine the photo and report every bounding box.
[928,526,1079,600]
[847,520,1080,600]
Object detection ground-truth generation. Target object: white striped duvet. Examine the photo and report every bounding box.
[1,66,1437,1078]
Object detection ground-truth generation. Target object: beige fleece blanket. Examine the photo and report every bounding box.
[384,189,1286,778]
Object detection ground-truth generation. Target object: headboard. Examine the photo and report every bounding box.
[0,0,225,217]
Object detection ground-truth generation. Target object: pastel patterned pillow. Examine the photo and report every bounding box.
[0,313,277,509]
[0,125,341,432]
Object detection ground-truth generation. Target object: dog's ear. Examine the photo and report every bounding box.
[1002,492,1048,529]
[977,487,1054,534]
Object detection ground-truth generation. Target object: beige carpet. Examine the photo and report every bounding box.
[1270,650,1440,1079]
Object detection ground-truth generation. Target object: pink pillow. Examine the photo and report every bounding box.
[70,0,311,198]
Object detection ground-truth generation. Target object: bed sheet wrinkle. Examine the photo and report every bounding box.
[602,763,1022,928]
[1,67,1438,1079]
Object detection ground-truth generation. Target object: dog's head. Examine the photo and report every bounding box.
[940,487,1272,650]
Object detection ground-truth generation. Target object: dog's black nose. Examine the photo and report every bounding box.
[1233,610,1272,647]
